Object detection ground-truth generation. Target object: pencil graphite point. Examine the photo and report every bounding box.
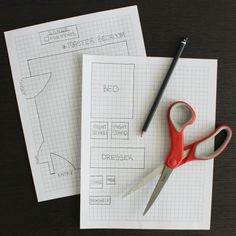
[143,208,148,216]
[141,131,144,137]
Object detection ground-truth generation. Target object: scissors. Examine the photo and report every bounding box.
[124,101,232,216]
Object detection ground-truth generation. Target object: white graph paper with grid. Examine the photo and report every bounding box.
[80,55,217,229]
[5,6,146,201]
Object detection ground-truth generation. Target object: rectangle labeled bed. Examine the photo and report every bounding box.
[90,147,145,169]
[91,63,135,119]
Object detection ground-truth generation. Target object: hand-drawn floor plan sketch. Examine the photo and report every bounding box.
[5,6,146,201]
[80,55,217,229]
[25,44,130,193]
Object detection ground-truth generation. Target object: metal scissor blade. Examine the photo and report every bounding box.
[143,165,173,216]
[123,165,163,198]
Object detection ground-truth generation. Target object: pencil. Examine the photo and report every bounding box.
[141,37,188,137]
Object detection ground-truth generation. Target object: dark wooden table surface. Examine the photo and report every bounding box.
[0,0,235,235]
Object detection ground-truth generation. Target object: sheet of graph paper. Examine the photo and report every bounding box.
[4,6,146,202]
[80,55,217,229]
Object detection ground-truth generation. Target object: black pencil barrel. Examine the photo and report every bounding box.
[142,37,188,134]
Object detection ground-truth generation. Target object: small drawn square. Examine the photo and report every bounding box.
[90,121,108,139]
[111,122,129,140]
[89,175,103,189]
[106,175,116,185]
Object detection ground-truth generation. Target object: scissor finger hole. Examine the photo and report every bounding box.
[195,126,232,159]
[170,103,194,132]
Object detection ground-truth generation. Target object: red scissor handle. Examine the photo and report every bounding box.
[165,101,233,169]
[165,101,196,169]
[179,125,232,166]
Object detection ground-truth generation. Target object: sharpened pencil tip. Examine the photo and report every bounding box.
[143,209,147,216]
[141,131,144,137]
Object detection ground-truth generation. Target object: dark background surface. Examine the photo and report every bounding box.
[0,0,236,235]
